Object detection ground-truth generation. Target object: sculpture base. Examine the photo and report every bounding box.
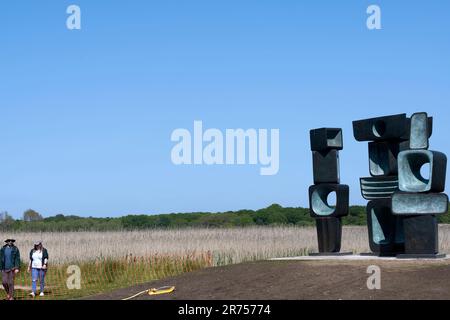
[396,253,446,259]
[309,252,353,256]
[360,252,397,257]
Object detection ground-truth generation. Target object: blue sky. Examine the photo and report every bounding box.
[1,1,449,218]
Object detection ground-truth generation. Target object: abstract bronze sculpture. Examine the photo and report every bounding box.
[353,114,409,256]
[308,128,351,255]
[392,112,448,258]
[309,112,447,258]
[351,112,447,258]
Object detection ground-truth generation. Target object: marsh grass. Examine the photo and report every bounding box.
[3,226,371,265]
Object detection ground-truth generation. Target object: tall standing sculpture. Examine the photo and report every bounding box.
[308,128,351,255]
[353,112,447,258]
[391,112,448,258]
[353,114,410,256]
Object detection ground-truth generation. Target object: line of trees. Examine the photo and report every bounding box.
[1,204,450,232]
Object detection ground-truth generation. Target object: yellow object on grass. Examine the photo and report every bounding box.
[122,286,175,300]
[148,286,175,296]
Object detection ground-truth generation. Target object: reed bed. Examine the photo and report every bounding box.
[5,225,450,265]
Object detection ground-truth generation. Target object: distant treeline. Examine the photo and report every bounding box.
[1,204,450,232]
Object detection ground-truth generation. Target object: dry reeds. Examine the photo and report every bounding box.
[5,225,450,266]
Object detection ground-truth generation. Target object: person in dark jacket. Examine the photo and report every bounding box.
[0,239,21,300]
[27,240,49,297]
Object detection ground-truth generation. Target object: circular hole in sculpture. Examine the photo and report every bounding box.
[420,162,431,181]
[327,191,337,209]
[311,187,336,216]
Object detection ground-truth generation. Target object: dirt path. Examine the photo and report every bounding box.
[87,259,450,300]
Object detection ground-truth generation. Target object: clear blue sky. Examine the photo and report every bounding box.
[1,1,449,218]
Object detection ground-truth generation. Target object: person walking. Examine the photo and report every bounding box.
[27,241,49,297]
[0,239,21,300]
